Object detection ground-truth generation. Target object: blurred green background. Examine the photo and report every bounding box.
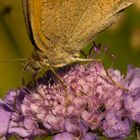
[0,0,140,97]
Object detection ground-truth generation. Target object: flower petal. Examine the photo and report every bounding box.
[0,104,12,136]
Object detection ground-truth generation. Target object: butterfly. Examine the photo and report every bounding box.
[22,0,134,72]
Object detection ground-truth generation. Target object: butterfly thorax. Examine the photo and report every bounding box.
[28,45,80,72]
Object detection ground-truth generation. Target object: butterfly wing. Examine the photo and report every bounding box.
[24,0,134,67]
[68,0,134,43]
[22,0,36,46]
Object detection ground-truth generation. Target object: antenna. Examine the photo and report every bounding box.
[0,58,27,63]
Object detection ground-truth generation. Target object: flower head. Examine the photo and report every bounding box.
[0,61,140,140]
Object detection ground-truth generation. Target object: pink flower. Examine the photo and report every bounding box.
[0,61,138,140]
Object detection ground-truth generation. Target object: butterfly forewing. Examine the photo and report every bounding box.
[22,0,34,44]
[23,0,135,67]
[69,0,133,42]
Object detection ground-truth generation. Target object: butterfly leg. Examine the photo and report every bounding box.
[79,42,102,60]
[49,65,67,91]
[49,65,70,107]
[88,41,101,56]
[75,57,101,63]
[80,50,88,58]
